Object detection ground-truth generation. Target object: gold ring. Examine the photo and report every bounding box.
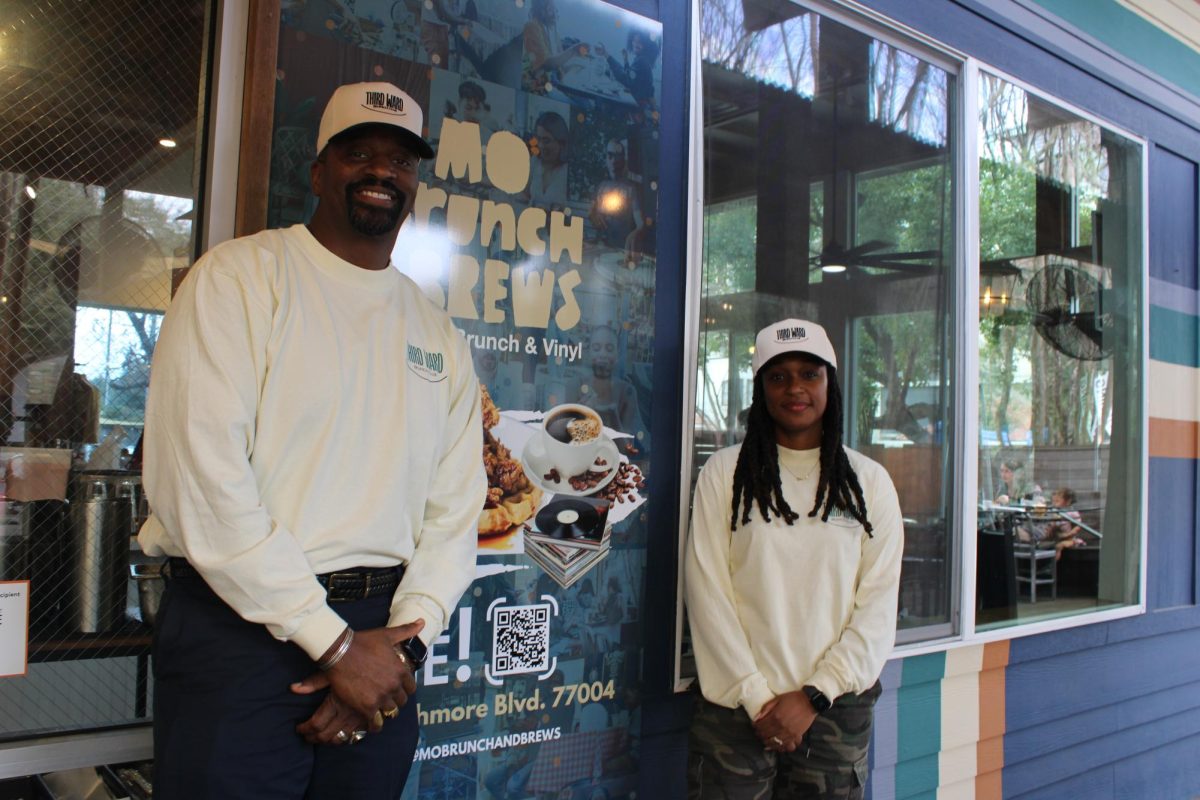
[373,710,385,728]
[335,730,349,744]
[383,706,400,720]
[350,730,367,745]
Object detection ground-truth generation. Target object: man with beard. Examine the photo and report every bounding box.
[139,82,486,799]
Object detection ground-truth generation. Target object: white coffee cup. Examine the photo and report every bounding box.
[541,403,605,478]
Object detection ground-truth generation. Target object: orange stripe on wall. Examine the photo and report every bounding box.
[977,640,1009,800]
[1150,417,1200,459]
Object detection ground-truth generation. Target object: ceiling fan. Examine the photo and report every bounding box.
[811,238,941,276]
[807,75,942,277]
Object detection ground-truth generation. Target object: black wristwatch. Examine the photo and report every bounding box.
[802,685,832,714]
[397,636,428,668]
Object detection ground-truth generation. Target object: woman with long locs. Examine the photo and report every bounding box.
[685,319,905,799]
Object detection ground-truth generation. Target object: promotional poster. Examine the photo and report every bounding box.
[268,1,661,797]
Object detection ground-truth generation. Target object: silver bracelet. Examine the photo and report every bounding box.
[318,628,354,671]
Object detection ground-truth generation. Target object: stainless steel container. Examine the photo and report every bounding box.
[68,478,132,633]
[130,560,165,627]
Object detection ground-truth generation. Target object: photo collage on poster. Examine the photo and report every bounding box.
[269,1,661,797]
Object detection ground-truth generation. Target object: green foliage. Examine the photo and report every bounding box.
[979,158,1034,261]
[702,199,757,295]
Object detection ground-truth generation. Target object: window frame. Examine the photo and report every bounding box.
[675,0,1150,691]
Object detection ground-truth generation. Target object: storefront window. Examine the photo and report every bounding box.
[694,1,957,638]
[0,0,208,740]
[976,73,1144,629]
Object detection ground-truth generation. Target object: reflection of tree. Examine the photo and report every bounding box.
[77,310,161,426]
[702,199,756,295]
[979,75,1117,449]
[871,44,946,145]
[1031,328,1109,446]
[700,0,813,93]
[981,301,1111,448]
[108,312,159,421]
[858,314,940,440]
[981,315,1025,443]
[697,330,729,433]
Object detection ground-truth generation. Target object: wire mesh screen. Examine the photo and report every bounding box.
[0,0,208,741]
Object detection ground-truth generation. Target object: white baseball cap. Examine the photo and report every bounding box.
[752,319,838,374]
[316,81,434,159]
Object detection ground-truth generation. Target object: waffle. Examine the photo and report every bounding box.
[477,384,542,536]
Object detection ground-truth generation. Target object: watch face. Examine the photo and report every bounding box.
[401,636,428,667]
[804,686,832,713]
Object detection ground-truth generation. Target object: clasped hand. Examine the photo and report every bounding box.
[753,691,817,753]
[291,619,424,745]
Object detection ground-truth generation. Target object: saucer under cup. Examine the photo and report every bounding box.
[522,436,620,497]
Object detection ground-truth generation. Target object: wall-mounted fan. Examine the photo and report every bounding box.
[1025,264,1112,361]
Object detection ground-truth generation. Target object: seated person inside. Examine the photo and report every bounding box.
[994,459,1040,505]
[1017,486,1086,560]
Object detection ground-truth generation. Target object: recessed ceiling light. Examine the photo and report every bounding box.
[158,137,177,148]
[821,263,847,274]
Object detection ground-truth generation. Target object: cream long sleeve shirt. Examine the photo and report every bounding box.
[684,443,903,721]
[139,224,486,661]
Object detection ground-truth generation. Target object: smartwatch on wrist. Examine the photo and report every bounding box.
[397,636,428,668]
[802,685,832,714]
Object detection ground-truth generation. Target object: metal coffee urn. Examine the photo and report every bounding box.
[67,475,135,633]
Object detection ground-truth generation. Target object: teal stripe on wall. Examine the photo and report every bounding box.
[894,653,944,798]
[1150,305,1199,367]
[1031,0,1200,98]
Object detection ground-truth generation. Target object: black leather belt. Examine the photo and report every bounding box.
[316,566,404,602]
[166,558,403,603]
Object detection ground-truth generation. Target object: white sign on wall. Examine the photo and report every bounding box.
[0,580,29,677]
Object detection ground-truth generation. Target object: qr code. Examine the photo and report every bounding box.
[490,603,551,677]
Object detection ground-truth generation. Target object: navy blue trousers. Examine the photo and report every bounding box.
[152,570,419,799]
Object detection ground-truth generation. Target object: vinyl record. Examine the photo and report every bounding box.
[535,496,607,543]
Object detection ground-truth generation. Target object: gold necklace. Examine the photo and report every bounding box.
[781,457,819,482]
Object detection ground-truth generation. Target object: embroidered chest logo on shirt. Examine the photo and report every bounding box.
[823,506,862,529]
[406,342,447,383]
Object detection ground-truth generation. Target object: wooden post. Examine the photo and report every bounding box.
[234,0,281,237]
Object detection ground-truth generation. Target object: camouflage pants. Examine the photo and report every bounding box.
[687,681,881,800]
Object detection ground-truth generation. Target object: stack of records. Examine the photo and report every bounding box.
[525,495,612,588]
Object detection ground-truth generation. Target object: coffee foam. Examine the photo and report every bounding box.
[566,416,601,444]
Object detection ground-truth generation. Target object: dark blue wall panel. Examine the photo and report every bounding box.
[1005,630,1200,797]
[1114,732,1200,800]
[1008,629,1200,731]
[1009,765,1114,800]
[1149,147,1199,289]
[1148,457,1198,609]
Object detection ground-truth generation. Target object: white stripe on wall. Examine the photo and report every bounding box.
[1148,360,1200,422]
[937,646,985,800]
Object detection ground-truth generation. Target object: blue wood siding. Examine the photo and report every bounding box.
[1150,457,1198,609]
[1149,147,1198,289]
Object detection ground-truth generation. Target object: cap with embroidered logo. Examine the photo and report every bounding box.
[316,81,434,159]
[752,319,838,374]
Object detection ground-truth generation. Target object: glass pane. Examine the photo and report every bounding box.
[696,0,957,637]
[976,74,1143,629]
[0,0,207,739]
